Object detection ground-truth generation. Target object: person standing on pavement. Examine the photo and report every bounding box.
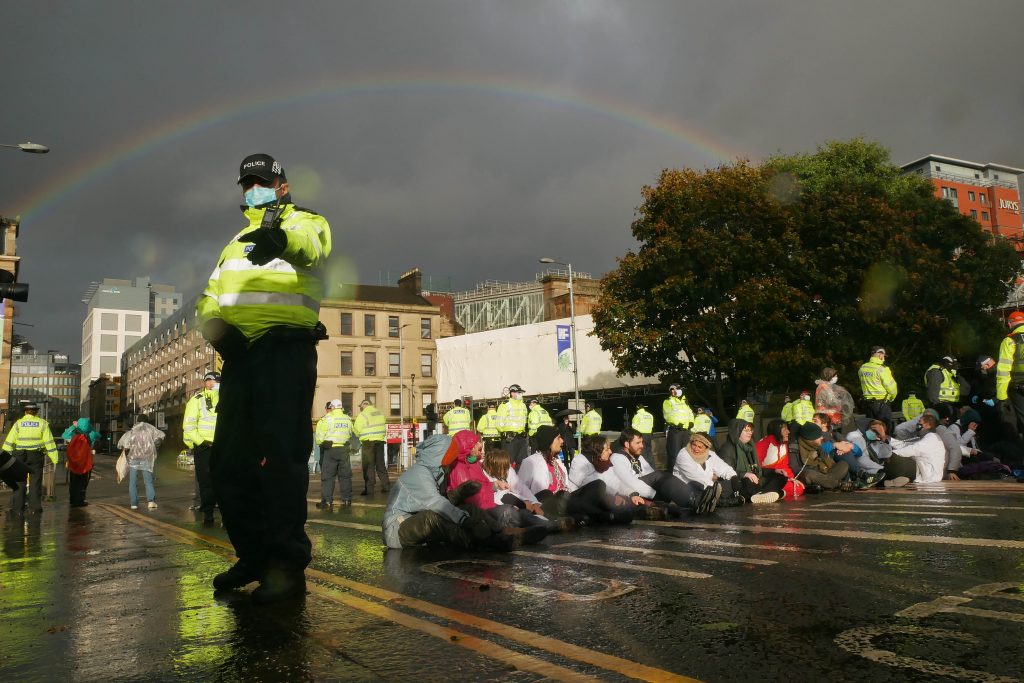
[198,153,331,603]
[3,403,58,515]
[901,392,926,423]
[117,415,165,511]
[353,399,388,496]
[663,384,694,472]
[315,399,353,510]
[182,371,220,526]
[780,395,794,425]
[443,399,472,434]
[579,402,602,437]
[631,403,655,460]
[996,311,1024,441]
[476,404,501,451]
[497,384,529,467]
[735,399,755,424]
[924,355,969,409]
[62,417,99,508]
[858,346,897,426]
[527,399,554,439]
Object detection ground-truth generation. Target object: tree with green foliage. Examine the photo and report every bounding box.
[593,139,1019,410]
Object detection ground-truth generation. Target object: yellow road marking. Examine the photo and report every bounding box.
[100,504,700,683]
[511,550,713,579]
[308,519,379,532]
[634,520,1024,549]
[562,540,777,565]
[306,498,385,508]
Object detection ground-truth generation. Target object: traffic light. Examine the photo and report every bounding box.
[0,270,27,301]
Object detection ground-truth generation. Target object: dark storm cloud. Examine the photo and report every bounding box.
[2,0,1023,357]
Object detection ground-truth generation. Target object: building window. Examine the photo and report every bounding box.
[364,352,376,376]
[420,317,431,339]
[980,194,988,205]
[340,312,352,335]
[390,392,401,417]
[935,165,941,172]
[340,351,353,376]
[365,392,376,406]
[100,335,118,353]
[982,211,990,221]
[971,209,978,219]
[994,174,1000,180]
[341,392,354,415]
[941,187,957,199]
[968,191,976,202]
[420,353,432,377]
[389,352,400,377]
[388,316,399,338]
[364,314,376,337]
[422,392,434,413]
[101,313,118,331]
[125,314,142,332]
[975,173,980,179]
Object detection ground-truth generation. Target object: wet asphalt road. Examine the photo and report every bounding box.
[2,454,1023,682]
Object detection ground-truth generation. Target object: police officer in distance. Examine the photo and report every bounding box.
[925,355,969,409]
[198,153,331,604]
[662,384,694,472]
[353,399,389,495]
[497,384,529,467]
[476,403,501,451]
[2,402,58,514]
[183,371,220,526]
[315,399,353,510]
[443,398,472,434]
[630,403,655,460]
[995,311,1024,440]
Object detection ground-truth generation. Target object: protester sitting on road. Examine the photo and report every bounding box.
[519,426,629,526]
[117,415,165,510]
[755,420,805,498]
[888,412,946,483]
[670,433,730,513]
[382,434,545,551]
[791,422,852,493]
[815,368,855,432]
[610,428,695,515]
[567,435,636,522]
[845,419,891,486]
[717,419,787,503]
[480,449,566,530]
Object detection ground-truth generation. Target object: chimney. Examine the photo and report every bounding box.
[398,268,422,295]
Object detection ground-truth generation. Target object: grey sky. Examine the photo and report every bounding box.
[3,1,1023,358]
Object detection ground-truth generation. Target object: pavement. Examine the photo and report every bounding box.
[2,451,1023,682]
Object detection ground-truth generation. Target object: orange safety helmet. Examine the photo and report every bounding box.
[1008,311,1024,327]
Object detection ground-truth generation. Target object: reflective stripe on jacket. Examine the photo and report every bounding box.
[183,389,219,448]
[315,409,352,444]
[859,357,897,401]
[443,407,472,433]
[662,397,694,428]
[631,409,654,434]
[3,416,58,464]
[353,406,387,441]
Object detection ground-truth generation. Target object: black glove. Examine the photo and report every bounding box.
[202,319,247,360]
[238,227,287,266]
[321,441,333,450]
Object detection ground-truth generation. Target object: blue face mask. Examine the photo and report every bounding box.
[244,185,278,207]
[865,430,878,441]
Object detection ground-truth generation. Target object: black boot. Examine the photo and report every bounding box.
[251,568,306,605]
[213,561,262,591]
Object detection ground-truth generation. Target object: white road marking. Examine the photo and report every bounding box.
[510,550,712,579]
[306,498,385,508]
[420,559,637,601]
[811,502,1024,510]
[749,516,935,526]
[560,540,777,565]
[655,535,835,554]
[773,508,997,517]
[635,520,1024,549]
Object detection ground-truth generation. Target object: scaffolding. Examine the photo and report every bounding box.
[452,270,592,334]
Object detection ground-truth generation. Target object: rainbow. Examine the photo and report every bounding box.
[15,71,747,219]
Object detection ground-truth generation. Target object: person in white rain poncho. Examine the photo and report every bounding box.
[117,415,165,510]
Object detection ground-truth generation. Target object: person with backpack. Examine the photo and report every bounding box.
[63,418,100,507]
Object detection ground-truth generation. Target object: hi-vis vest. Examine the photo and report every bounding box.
[901,396,925,422]
[663,396,694,428]
[3,415,58,464]
[580,409,602,435]
[443,407,472,433]
[477,410,500,438]
[497,399,527,434]
[353,406,387,442]
[196,203,331,341]
[315,409,352,445]
[631,409,654,434]
[792,399,815,425]
[924,364,960,403]
[995,327,1024,400]
[692,414,712,433]
[528,406,554,435]
[859,357,897,401]
[183,389,219,448]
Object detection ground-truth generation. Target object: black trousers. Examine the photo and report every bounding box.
[641,434,652,462]
[211,333,317,574]
[504,434,529,468]
[864,400,892,428]
[69,470,91,506]
[737,470,787,499]
[665,427,690,472]
[361,441,388,493]
[321,446,352,503]
[641,470,700,509]
[10,450,44,513]
[193,442,216,518]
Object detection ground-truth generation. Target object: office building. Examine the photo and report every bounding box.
[10,345,82,429]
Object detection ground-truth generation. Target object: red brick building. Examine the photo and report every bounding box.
[902,155,1023,245]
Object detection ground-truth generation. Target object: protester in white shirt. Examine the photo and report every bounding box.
[889,412,946,483]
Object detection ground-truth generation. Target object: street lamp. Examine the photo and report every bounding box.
[0,142,49,154]
[398,322,411,471]
[539,257,581,451]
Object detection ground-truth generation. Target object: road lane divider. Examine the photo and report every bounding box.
[560,540,777,565]
[654,534,834,554]
[306,498,385,509]
[776,508,996,517]
[510,550,712,579]
[420,559,637,601]
[100,503,701,683]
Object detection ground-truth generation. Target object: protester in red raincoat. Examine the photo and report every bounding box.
[755,419,805,498]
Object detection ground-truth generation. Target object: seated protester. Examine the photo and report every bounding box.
[567,435,636,521]
[717,419,787,503]
[446,431,549,540]
[947,408,1014,480]
[888,412,946,483]
[610,428,696,514]
[790,422,852,492]
[755,420,805,498]
[812,413,835,443]
[670,433,730,513]
[382,435,543,551]
[845,419,902,487]
[481,449,571,531]
[519,426,629,525]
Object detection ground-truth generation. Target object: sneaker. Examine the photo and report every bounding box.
[884,476,911,488]
[749,492,780,505]
[315,501,330,510]
[839,481,857,493]
[696,481,722,514]
[213,561,262,591]
[860,472,885,488]
[147,501,158,510]
[130,505,138,510]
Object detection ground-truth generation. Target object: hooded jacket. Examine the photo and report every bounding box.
[116,421,165,473]
[445,431,494,510]
[63,417,99,446]
[382,435,468,549]
[718,419,761,477]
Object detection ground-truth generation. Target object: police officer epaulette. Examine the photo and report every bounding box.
[291,206,319,216]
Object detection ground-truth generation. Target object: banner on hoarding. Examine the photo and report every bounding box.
[556,324,574,372]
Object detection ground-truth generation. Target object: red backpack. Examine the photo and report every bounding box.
[66,433,94,474]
